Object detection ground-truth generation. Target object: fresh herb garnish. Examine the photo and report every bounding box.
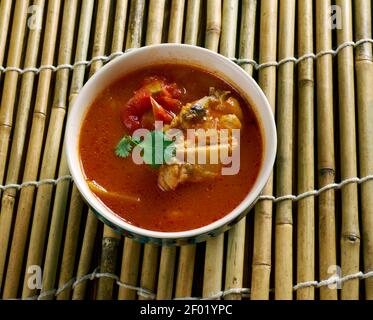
[115,135,140,158]
[115,131,175,168]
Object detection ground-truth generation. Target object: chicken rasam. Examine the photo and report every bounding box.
[79,64,263,232]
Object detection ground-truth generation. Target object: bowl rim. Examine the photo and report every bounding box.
[65,43,277,240]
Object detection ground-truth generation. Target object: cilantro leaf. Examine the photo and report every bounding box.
[115,131,175,167]
[115,135,139,158]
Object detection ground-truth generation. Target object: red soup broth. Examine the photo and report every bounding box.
[79,64,263,232]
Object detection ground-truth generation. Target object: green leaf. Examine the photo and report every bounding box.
[115,131,175,167]
[115,135,137,158]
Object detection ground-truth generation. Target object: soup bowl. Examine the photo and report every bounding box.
[66,44,277,245]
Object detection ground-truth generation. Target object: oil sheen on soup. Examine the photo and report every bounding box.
[79,64,263,232]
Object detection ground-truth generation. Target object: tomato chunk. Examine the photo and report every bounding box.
[120,76,183,132]
[150,97,174,122]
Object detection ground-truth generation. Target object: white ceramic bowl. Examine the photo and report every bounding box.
[66,44,277,245]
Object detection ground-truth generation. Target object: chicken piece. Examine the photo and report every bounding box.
[158,163,220,191]
[219,114,242,130]
[168,89,231,130]
[158,88,243,191]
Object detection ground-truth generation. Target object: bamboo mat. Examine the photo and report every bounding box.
[0,0,373,301]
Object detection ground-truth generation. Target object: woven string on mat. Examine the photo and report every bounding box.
[15,268,373,301]
[0,39,372,74]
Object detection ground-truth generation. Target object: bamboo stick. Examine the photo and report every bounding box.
[71,0,129,301]
[336,0,360,300]
[175,245,196,298]
[239,0,257,76]
[111,0,129,54]
[40,0,112,300]
[225,221,245,301]
[70,211,99,300]
[184,0,200,45]
[138,244,159,300]
[0,0,12,80]
[87,0,111,76]
[174,0,201,299]
[96,229,122,300]
[0,0,43,291]
[296,0,315,300]
[156,247,176,300]
[274,0,295,300]
[20,0,95,299]
[205,0,221,52]
[219,0,238,58]
[219,0,245,301]
[250,0,278,300]
[118,239,142,300]
[168,0,185,43]
[202,0,223,299]
[354,0,373,300]
[125,0,145,50]
[145,0,166,45]
[56,196,84,300]
[203,235,224,298]
[117,0,146,300]
[315,0,337,300]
